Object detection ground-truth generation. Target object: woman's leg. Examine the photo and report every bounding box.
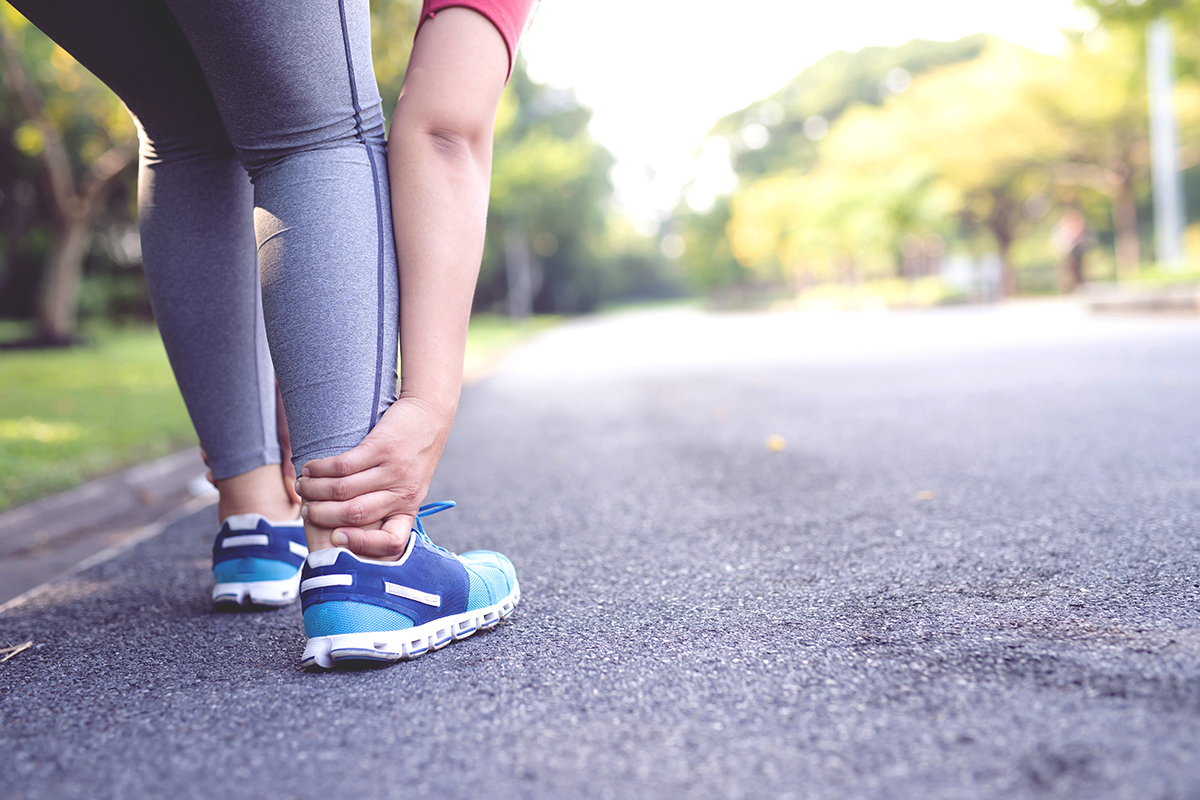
[8,0,296,524]
[290,5,529,667]
[160,0,400,550]
[297,7,520,557]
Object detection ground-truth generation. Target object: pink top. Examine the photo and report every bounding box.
[417,0,539,80]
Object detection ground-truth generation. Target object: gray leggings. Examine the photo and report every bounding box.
[14,0,399,478]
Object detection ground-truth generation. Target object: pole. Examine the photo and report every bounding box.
[1146,19,1186,270]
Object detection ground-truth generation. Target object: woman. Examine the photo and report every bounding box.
[12,0,535,668]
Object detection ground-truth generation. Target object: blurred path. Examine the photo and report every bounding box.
[5,303,1200,799]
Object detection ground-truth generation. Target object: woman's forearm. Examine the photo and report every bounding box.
[388,8,508,415]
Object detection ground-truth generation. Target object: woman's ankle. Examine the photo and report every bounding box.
[306,518,408,561]
[216,464,301,523]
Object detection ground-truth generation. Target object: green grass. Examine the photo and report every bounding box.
[1122,262,1200,288]
[796,276,965,310]
[463,313,561,351]
[0,314,560,512]
[0,324,196,512]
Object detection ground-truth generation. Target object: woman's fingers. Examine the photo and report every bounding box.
[296,397,448,526]
[296,465,390,503]
[329,516,415,559]
[301,436,384,479]
[301,487,421,530]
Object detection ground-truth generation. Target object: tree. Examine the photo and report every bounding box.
[0,0,418,344]
[0,9,136,343]
[1077,0,1200,28]
[857,44,1064,293]
[370,0,419,104]
[729,42,1064,296]
[674,37,994,296]
[674,197,743,294]
[1,0,647,334]
[1064,2,1200,273]
[727,160,953,289]
[1040,28,1155,278]
[711,36,991,182]
[479,62,619,314]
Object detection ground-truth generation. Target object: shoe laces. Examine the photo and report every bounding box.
[413,501,456,555]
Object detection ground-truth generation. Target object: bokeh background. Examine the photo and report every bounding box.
[1,0,1198,508]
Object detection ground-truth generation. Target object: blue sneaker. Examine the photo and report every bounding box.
[211,514,308,608]
[299,502,519,669]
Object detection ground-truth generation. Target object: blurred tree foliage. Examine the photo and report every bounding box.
[768,43,1066,296]
[1077,0,1200,29]
[0,5,137,343]
[675,38,992,295]
[478,64,672,314]
[713,36,991,181]
[682,12,1200,298]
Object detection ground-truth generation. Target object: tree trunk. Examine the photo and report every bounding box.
[37,214,93,344]
[0,22,137,343]
[1112,178,1140,281]
[987,221,1016,298]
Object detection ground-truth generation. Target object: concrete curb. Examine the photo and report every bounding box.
[1084,283,1200,314]
[0,493,214,615]
[0,447,215,606]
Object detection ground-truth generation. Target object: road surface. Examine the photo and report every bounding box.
[4,302,1200,799]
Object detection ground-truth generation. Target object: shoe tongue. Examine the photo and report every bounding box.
[417,530,451,557]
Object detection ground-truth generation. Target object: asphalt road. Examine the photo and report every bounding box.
[4,303,1200,799]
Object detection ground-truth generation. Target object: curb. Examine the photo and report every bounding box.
[0,447,215,607]
[1084,283,1200,314]
[0,493,215,615]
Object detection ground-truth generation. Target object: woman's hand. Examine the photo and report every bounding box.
[295,394,456,559]
[297,5,507,559]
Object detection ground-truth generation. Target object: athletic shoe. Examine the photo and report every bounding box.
[211,514,308,608]
[299,501,519,669]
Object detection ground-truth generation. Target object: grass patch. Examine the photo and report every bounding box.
[461,313,560,380]
[1124,262,1200,287]
[0,325,196,512]
[0,314,560,511]
[795,277,965,310]
[464,313,561,351]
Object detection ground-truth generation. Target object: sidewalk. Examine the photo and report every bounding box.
[0,447,213,607]
[1083,282,1200,314]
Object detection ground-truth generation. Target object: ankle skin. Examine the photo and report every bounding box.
[216,464,300,524]
[303,518,408,559]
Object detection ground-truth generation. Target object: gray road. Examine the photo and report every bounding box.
[4,303,1200,799]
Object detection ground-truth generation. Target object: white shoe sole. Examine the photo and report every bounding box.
[212,572,301,608]
[301,581,520,669]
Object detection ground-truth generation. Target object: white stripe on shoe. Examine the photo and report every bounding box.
[222,534,269,548]
[300,574,353,592]
[383,582,441,607]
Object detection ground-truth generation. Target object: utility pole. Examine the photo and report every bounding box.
[1146,18,1186,269]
